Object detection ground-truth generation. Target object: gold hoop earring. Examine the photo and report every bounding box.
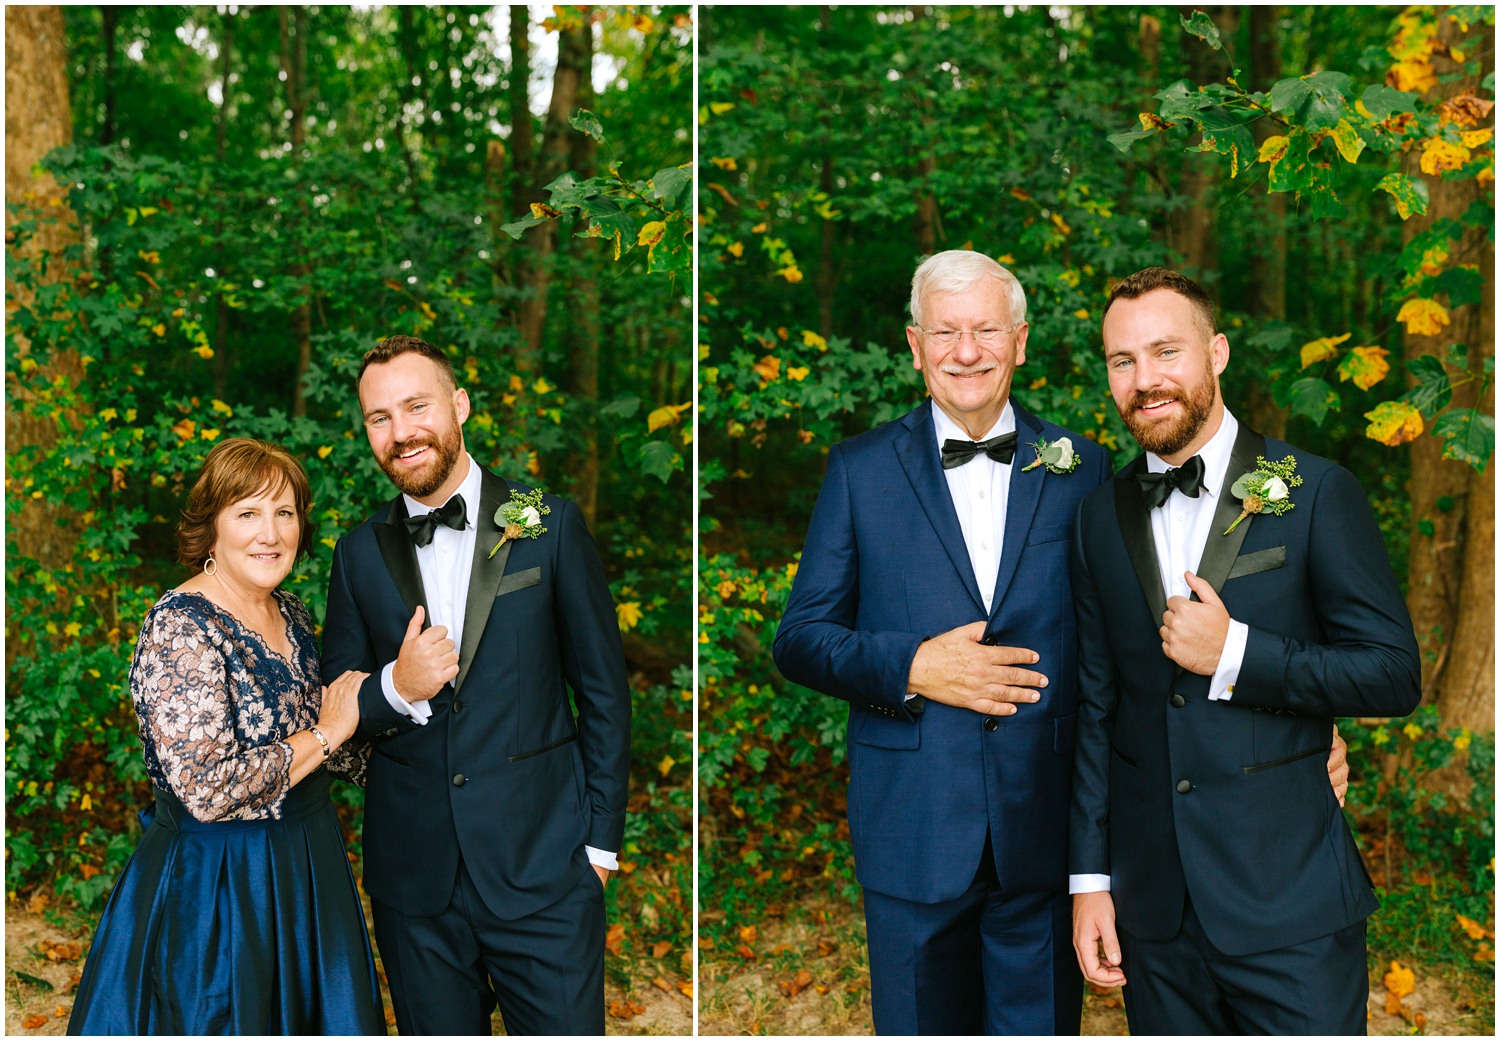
[204,555,218,577]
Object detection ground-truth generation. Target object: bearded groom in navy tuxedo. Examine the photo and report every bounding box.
[1069,268,1420,1034]
[321,335,631,1035]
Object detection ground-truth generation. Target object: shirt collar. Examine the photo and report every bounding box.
[403,453,481,528]
[1146,410,1238,497]
[932,400,1016,448]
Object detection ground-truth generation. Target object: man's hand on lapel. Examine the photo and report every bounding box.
[1161,572,1230,675]
[908,621,1047,716]
[391,605,459,703]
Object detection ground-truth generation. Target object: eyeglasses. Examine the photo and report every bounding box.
[917,325,1016,347]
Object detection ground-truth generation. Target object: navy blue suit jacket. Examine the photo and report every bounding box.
[1068,425,1420,956]
[773,399,1111,904]
[322,467,631,921]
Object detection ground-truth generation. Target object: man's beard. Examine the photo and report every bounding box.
[379,421,463,499]
[1118,366,1217,458]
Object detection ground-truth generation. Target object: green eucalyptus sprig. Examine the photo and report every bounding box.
[1223,454,1303,535]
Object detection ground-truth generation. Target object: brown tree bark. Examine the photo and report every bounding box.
[515,15,587,370]
[909,5,939,256]
[1168,6,1237,275]
[565,22,601,529]
[1402,17,1495,734]
[280,6,313,417]
[1244,4,1288,439]
[5,5,83,575]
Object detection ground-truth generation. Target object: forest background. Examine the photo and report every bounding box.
[698,5,1495,1034]
[6,4,693,1034]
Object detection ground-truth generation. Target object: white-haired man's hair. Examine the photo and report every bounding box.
[908,250,1027,330]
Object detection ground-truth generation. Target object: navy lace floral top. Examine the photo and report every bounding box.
[129,588,367,822]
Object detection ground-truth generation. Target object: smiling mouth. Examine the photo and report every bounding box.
[1135,398,1178,415]
[393,443,432,463]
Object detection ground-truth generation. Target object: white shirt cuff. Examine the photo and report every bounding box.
[1069,873,1111,894]
[1207,618,1250,701]
[585,846,618,871]
[381,661,431,724]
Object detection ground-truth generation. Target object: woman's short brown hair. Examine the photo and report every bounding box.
[178,438,315,569]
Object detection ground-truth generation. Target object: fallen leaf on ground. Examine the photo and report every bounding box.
[1383,960,1415,1000]
[1456,914,1493,940]
[651,940,671,959]
[677,981,693,998]
[652,977,672,993]
[816,938,837,956]
[22,1016,47,1029]
[779,968,814,998]
[605,922,626,956]
[606,1000,645,1020]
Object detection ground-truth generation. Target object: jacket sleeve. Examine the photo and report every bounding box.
[1068,498,1117,875]
[551,497,632,854]
[322,534,418,741]
[1231,465,1421,718]
[771,444,925,715]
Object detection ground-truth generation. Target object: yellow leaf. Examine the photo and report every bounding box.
[637,221,666,247]
[529,202,561,220]
[647,404,690,432]
[151,323,166,337]
[171,418,196,441]
[1258,135,1289,164]
[1382,960,1416,1000]
[801,329,827,350]
[322,536,337,549]
[1331,119,1366,164]
[616,601,643,631]
[1364,401,1424,446]
[80,793,92,811]
[211,399,233,415]
[1396,298,1450,338]
[193,345,214,359]
[1300,333,1352,369]
[1388,60,1437,95]
[201,428,220,441]
[1340,346,1390,390]
[1051,213,1072,236]
[656,755,676,777]
[533,378,554,395]
[1456,915,1492,941]
[777,265,803,284]
[751,222,767,234]
[709,156,738,171]
[419,301,436,320]
[99,408,118,422]
[726,241,744,258]
[1073,309,1090,320]
[64,622,82,638]
[1455,728,1472,751]
[1461,128,1493,149]
[317,446,334,459]
[1420,137,1470,175]
[709,102,735,115]
[1403,722,1423,740]
[632,13,655,33]
[753,355,781,382]
[786,366,810,382]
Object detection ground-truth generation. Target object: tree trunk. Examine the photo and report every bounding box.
[515,15,587,370]
[909,5,938,256]
[565,22,600,529]
[280,6,313,417]
[1244,4,1287,439]
[1168,5,1236,275]
[213,5,235,397]
[1402,17,1495,734]
[5,5,83,576]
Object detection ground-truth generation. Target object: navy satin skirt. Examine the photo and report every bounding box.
[68,773,385,1035]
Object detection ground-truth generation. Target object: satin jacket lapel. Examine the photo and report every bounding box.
[1113,457,1169,625]
[455,468,512,692]
[894,400,986,614]
[374,498,429,622]
[990,403,1045,618]
[1193,425,1268,597]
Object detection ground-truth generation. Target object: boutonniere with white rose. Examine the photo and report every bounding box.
[488,489,551,559]
[1020,436,1081,475]
[1223,455,1303,535]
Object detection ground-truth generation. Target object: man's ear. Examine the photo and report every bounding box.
[906,326,923,371]
[454,388,471,424]
[1211,332,1230,376]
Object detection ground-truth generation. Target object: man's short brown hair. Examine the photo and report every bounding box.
[358,334,457,391]
[1103,267,1218,340]
[178,438,314,568]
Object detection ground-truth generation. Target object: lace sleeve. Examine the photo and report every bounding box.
[130,606,293,822]
[326,738,371,788]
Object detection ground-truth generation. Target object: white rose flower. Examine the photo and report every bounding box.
[1053,437,1075,467]
[520,505,543,526]
[1264,477,1290,502]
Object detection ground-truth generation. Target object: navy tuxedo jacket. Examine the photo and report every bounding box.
[322,467,631,921]
[773,398,1112,904]
[1068,426,1420,956]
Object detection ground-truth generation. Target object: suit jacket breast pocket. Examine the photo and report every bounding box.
[1226,546,1287,581]
[496,566,542,597]
[1027,523,1072,546]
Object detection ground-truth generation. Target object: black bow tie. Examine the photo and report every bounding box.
[941,431,1018,470]
[1136,455,1206,510]
[403,494,467,548]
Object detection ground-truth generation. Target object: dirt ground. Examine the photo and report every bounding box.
[697,896,1494,1036]
[5,895,690,1036]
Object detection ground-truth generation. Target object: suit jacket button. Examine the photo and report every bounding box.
[983,717,999,732]
[1176,779,1192,794]
[453,773,467,787]
[452,699,463,713]
[1170,694,1186,708]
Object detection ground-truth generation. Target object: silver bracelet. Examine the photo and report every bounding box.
[308,726,331,759]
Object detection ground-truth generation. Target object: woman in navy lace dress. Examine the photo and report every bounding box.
[68,438,385,1035]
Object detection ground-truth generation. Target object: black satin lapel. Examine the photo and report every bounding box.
[455,469,511,692]
[895,404,986,614]
[1194,426,1269,597]
[374,498,429,623]
[1113,461,1169,625]
[989,409,1045,619]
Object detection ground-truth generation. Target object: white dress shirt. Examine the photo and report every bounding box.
[932,401,1015,615]
[379,454,617,870]
[1069,411,1250,896]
